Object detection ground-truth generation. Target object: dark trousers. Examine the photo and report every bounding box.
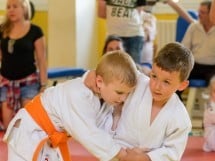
[177,62,215,100]
[189,63,215,86]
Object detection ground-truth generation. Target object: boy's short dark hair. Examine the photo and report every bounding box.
[153,42,194,81]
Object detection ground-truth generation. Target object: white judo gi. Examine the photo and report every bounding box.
[99,73,192,161]
[3,73,121,161]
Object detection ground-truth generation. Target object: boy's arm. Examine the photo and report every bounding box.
[98,0,106,18]
[210,0,215,24]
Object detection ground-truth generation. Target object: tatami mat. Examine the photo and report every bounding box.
[1,132,215,161]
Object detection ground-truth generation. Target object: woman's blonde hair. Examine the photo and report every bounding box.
[0,0,31,37]
[96,50,138,88]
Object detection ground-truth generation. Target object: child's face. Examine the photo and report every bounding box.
[106,40,124,52]
[96,76,135,106]
[149,64,188,105]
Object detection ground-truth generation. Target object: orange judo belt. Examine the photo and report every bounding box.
[25,95,71,161]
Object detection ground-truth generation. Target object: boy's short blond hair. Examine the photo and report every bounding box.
[154,42,194,82]
[96,50,138,87]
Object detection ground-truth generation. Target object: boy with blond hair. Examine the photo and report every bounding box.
[3,51,138,161]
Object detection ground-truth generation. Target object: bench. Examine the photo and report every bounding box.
[48,67,86,86]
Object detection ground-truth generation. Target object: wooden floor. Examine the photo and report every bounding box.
[0,132,215,161]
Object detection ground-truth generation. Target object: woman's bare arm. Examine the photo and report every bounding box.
[165,0,195,23]
[97,0,106,18]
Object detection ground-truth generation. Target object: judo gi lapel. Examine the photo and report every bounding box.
[137,85,153,145]
[142,94,177,145]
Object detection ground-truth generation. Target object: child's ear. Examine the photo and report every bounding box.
[178,80,189,91]
[96,75,104,89]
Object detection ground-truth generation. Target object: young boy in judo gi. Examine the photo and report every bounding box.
[3,51,138,161]
[117,42,194,161]
[86,42,194,161]
[203,75,215,152]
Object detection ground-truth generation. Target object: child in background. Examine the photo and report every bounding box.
[102,34,125,54]
[140,5,157,76]
[3,51,138,161]
[203,75,215,152]
[102,34,152,76]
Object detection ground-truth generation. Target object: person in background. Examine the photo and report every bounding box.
[182,0,215,86]
[3,51,138,161]
[102,34,125,54]
[203,75,215,152]
[0,0,47,129]
[102,34,152,76]
[98,0,146,64]
[140,5,157,76]
[145,0,194,24]
[97,0,195,64]
[163,0,195,23]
